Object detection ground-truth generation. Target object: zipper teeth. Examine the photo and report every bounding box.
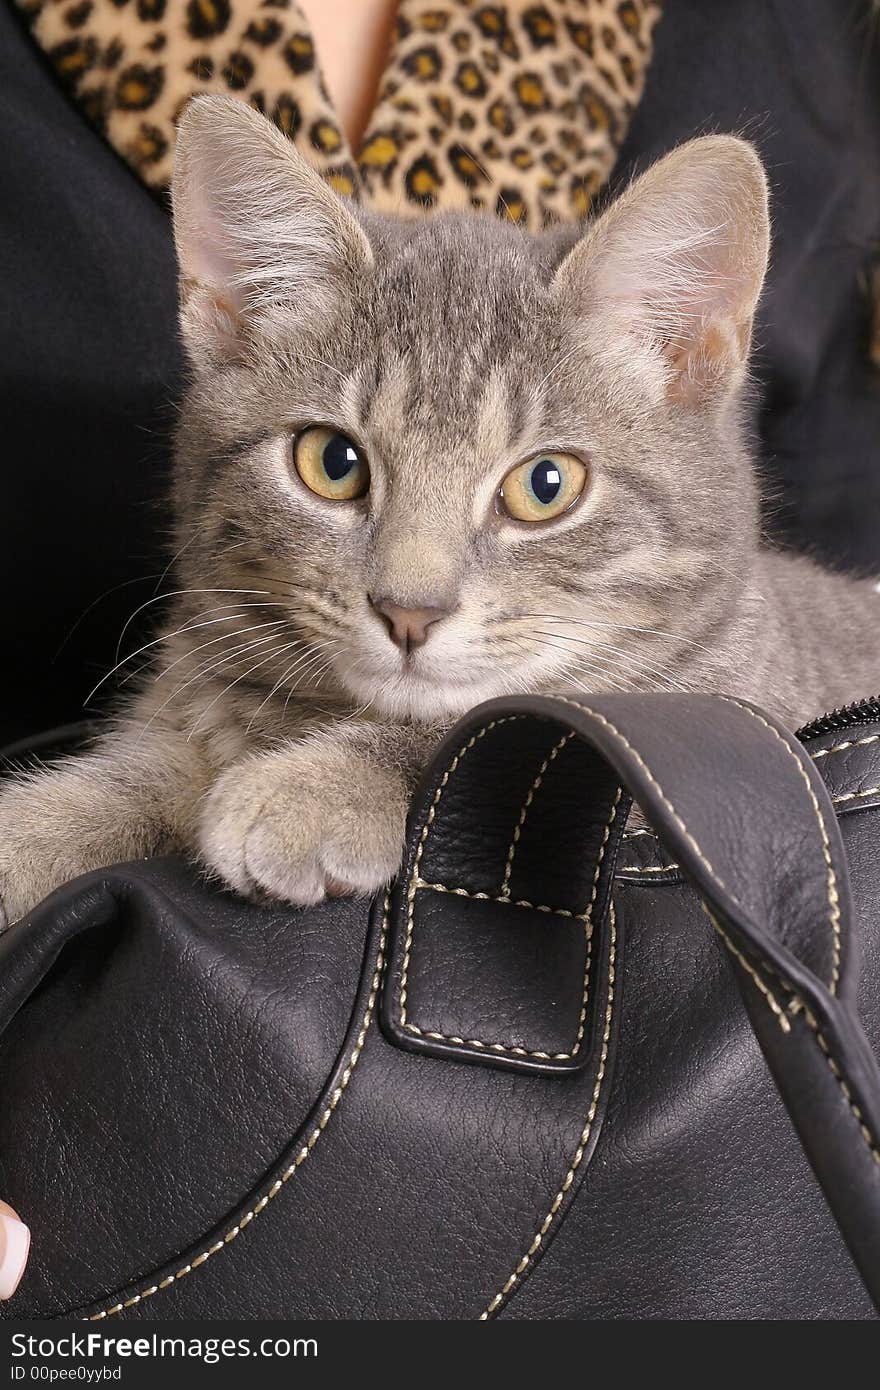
[796,695,880,742]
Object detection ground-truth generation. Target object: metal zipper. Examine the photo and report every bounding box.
[796,695,880,742]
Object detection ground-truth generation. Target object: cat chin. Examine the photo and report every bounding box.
[337,665,508,724]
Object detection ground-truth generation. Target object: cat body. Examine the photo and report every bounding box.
[0,96,877,924]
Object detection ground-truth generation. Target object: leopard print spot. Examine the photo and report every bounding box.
[186,0,230,39]
[429,94,454,125]
[512,146,534,169]
[48,36,98,85]
[455,61,487,98]
[137,0,164,19]
[360,132,400,169]
[496,188,527,224]
[583,88,612,130]
[542,150,566,176]
[187,54,213,79]
[102,37,123,67]
[474,6,504,35]
[64,1,93,28]
[459,110,476,131]
[310,118,343,154]
[114,62,164,109]
[570,173,596,217]
[271,94,300,138]
[488,98,514,136]
[392,12,412,40]
[405,153,442,206]
[451,30,471,53]
[618,1,640,34]
[417,9,449,31]
[244,16,282,46]
[565,19,593,55]
[620,53,635,85]
[515,73,549,111]
[326,164,358,198]
[146,32,165,50]
[249,90,266,114]
[522,5,557,47]
[401,45,443,81]
[283,32,314,74]
[481,136,501,160]
[130,120,168,167]
[79,84,109,130]
[108,0,129,7]
[222,49,254,90]
[391,97,419,113]
[448,142,486,187]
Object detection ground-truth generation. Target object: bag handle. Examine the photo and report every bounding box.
[383,692,880,1312]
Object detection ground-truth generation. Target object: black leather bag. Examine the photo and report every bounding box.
[2,690,880,1321]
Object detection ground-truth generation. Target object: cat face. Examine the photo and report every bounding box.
[171,96,770,723]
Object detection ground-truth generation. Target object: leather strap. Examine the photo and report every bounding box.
[384,692,880,1310]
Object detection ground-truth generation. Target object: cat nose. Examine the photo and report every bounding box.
[369,597,452,652]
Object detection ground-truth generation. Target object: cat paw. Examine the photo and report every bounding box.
[198,736,409,907]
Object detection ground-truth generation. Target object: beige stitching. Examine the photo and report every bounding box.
[84,894,391,1322]
[805,1010,880,1168]
[550,696,739,904]
[500,732,574,899]
[702,904,791,1034]
[813,733,880,762]
[416,878,590,919]
[480,903,618,1319]
[719,697,842,996]
[616,861,680,875]
[831,786,880,807]
[400,720,621,1061]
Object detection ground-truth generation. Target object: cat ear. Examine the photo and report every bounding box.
[172,94,373,364]
[551,136,770,402]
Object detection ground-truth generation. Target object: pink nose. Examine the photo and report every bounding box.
[369,598,451,652]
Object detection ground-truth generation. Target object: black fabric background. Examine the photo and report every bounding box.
[1,0,878,746]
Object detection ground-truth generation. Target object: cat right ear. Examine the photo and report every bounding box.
[550,136,770,404]
[172,94,373,367]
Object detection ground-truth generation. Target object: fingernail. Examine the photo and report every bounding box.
[0,1214,30,1299]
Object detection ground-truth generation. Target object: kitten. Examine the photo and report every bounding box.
[1,94,878,926]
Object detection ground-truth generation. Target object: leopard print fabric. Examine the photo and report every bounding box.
[13,0,662,229]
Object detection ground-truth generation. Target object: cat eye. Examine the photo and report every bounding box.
[499,452,588,523]
[292,427,370,502]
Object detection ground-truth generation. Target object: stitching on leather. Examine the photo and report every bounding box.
[499,732,574,899]
[84,894,391,1322]
[416,878,591,920]
[805,1012,880,1168]
[622,733,880,847]
[479,903,618,1319]
[616,861,680,875]
[400,721,621,1061]
[832,786,880,807]
[813,734,880,762]
[719,697,842,996]
[702,904,792,1034]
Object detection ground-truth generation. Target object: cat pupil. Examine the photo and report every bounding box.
[322,434,357,481]
[531,459,562,505]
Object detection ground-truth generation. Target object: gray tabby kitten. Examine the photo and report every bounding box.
[1,94,878,925]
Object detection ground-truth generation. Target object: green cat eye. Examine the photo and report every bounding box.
[499,452,588,523]
[292,427,370,502]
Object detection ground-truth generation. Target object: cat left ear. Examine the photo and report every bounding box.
[172,94,373,365]
[551,136,770,402]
